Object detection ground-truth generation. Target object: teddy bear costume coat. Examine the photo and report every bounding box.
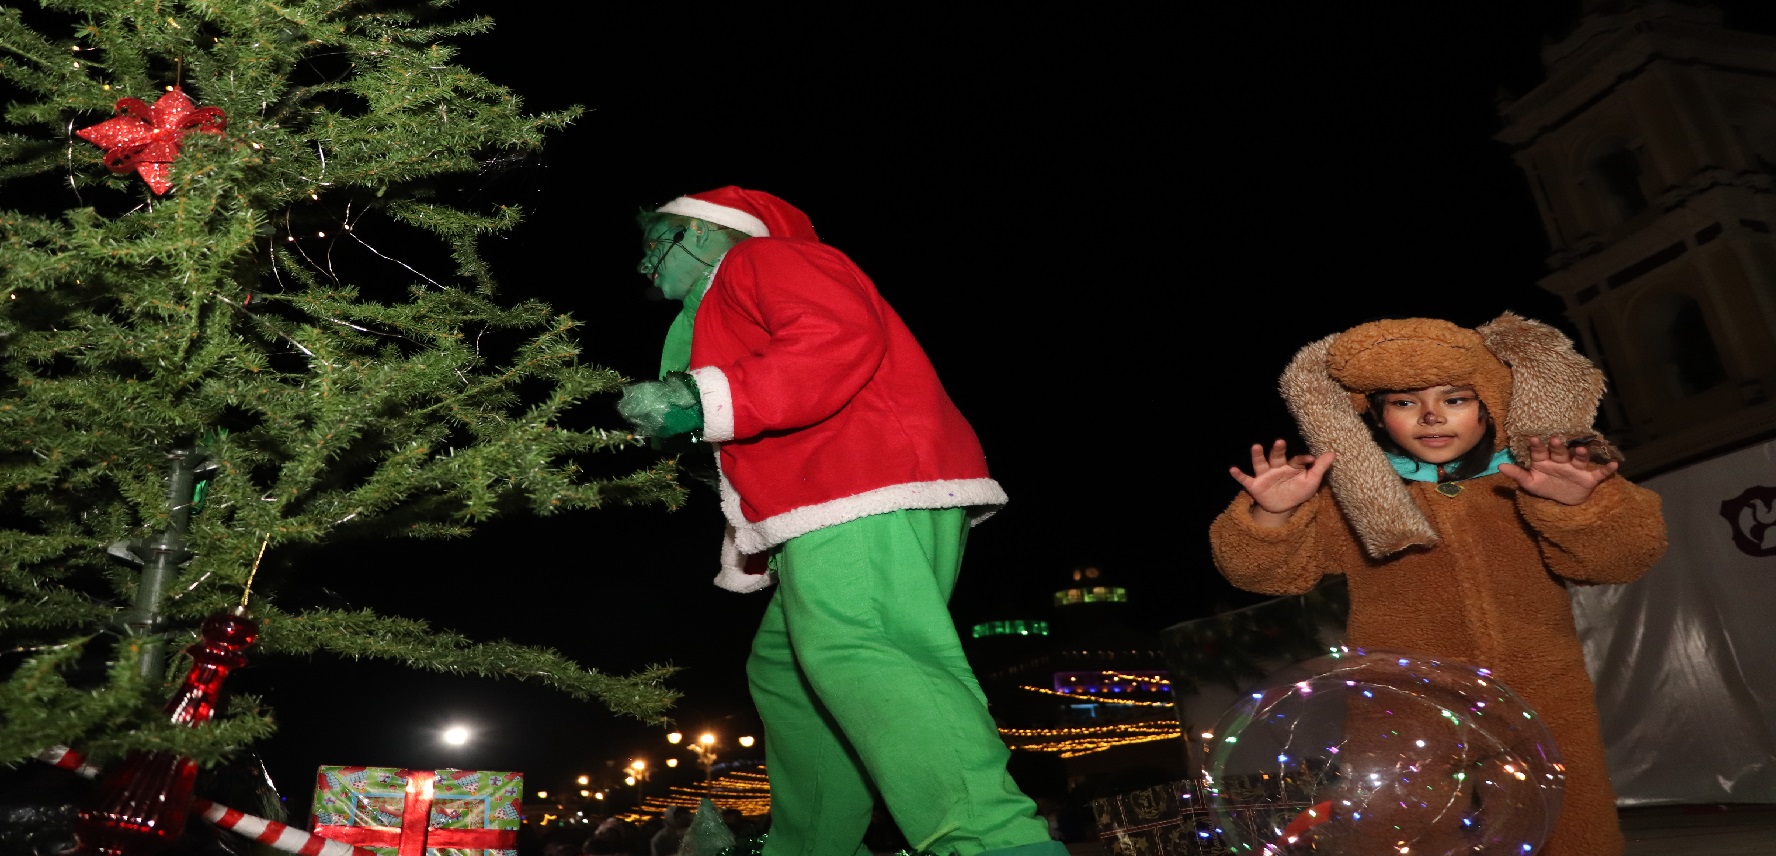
[1209,314,1668,856]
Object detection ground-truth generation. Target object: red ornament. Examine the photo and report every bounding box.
[75,87,227,195]
[74,607,259,856]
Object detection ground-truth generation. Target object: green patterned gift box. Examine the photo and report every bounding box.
[310,766,522,856]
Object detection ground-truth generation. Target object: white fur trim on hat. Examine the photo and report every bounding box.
[656,197,771,237]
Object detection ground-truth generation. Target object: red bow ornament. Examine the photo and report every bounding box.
[76,87,227,195]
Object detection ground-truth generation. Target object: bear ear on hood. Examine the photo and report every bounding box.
[1282,333,1439,558]
[1477,312,1621,465]
[1281,312,1616,560]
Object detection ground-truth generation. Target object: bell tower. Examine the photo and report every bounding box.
[1496,1,1776,476]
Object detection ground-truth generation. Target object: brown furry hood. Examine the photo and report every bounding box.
[1280,312,1616,558]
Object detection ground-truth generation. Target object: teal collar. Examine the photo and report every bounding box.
[1386,448,1514,483]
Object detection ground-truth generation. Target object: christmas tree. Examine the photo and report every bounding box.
[0,0,685,774]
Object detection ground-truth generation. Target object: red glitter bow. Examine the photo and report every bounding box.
[76,87,227,195]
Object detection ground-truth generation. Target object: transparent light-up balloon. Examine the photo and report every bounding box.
[1203,647,1564,855]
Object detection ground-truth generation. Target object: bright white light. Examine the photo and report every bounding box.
[442,725,471,746]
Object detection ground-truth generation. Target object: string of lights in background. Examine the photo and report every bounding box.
[1001,670,1185,757]
[641,770,774,816]
[527,727,761,827]
[528,671,1186,825]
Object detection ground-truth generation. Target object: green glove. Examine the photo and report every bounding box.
[617,371,704,438]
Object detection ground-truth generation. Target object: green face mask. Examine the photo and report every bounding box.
[636,214,748,301]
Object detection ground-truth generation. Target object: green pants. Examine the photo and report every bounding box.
[747,508,1066,856]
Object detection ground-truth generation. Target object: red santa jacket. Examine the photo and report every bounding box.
[687,237,1006,591]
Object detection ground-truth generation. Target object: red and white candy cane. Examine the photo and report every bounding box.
[37,745,101,779]
[37,746,375,856]
[190,798,374,856]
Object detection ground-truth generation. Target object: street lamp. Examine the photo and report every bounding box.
[667,730,754,784]
[624,759,651,804]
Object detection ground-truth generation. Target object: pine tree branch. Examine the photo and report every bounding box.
[0,0,690,765]
[260,607,680,723]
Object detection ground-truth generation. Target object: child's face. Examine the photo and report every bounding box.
[1377,385,1488,464]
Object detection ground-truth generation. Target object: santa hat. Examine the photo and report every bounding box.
[654,186,819,241]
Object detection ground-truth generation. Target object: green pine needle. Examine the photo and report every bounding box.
[0,0,686,769]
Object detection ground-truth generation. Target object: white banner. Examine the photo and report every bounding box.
[1573,439,1776,806]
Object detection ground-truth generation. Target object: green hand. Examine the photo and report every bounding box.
[617,371,704,438]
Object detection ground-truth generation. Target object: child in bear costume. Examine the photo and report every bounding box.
[618,187,1064,856]
[1209,314,1668,856]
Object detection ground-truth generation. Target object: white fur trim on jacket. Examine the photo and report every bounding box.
[716,524,776,592]
[690,366,735,442]
[656,197,771,237]
[718,471,1006,557]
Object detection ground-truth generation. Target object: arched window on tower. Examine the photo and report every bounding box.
[1635,292,1727,400]
[1587,141,1648,223]
[1579,318,1624,436]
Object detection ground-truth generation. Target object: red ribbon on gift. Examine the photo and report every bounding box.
[313,771,516,856]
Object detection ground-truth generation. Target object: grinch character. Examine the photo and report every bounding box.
[1209,314,1668,856]
[618,187,1064,856]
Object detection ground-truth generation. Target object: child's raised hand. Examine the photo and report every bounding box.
[1498,434,1618,505]
[1231,439,1335,524]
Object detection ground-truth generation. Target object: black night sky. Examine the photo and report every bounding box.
[230,0,1775,822]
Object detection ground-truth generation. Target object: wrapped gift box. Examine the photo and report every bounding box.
[310,766,522,856]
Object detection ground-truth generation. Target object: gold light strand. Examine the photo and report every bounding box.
[240,536,270,608]
[1002,730,1183,759]
[1108,671,1172,687]
[1000,722,1181,738]
[1018,685,1176,707]
[999,721,1184,758]
[637,770,773,817]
